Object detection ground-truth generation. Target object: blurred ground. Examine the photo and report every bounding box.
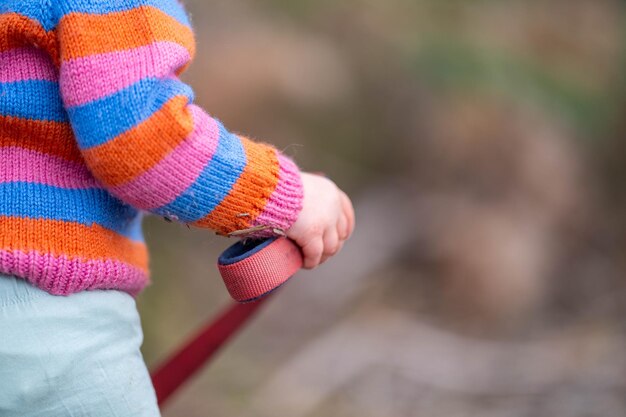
[137,1,626,416]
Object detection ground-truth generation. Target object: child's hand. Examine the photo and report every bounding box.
[287,173,355,269]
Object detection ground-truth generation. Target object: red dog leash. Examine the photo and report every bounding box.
[151,237,303,407]
[218,237,303,302]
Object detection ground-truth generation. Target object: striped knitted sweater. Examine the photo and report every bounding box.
[0,0,304,296]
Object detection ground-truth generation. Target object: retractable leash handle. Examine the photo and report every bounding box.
[152,237,303,407]
[218,237,304,302]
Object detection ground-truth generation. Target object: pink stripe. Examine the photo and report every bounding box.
[110,105,220,209]
[252,154,303,234]
[0,47,57,82]
[0,249,148,296]
[60,41,191,107]
[0,146,100,189]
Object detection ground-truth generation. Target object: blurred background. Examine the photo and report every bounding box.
[138,0,626,416]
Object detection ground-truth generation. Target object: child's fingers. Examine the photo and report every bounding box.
[320,228,340,265]
[340,191,355,238]
[338,213,349,241]
[321,241,344,265]
[300,237,324,269]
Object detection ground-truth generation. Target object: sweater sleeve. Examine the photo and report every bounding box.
[54,0,303,236]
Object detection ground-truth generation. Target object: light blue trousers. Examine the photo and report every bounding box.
[0,274,160,416]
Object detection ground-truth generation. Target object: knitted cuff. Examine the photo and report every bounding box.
[193,138,303,237]
[248,153,303,236]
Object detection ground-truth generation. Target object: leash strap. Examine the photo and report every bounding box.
[151,299,270,406]
[151,237,303,406]
[218,237,303,303]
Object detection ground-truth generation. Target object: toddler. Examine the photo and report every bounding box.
[0,0,355,415]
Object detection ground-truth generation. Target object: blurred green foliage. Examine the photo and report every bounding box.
[412,38,615,136]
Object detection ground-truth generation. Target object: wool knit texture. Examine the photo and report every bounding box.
[0,0,304,296]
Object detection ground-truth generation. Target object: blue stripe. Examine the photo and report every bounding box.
[0,81,68,122]
[56,0,191,27]
[0,182,144,241]
[67,77,194,149]
[2,0,190,31]
[154,123,247,222]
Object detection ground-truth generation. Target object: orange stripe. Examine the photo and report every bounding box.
[194,138,281,235]
[0,216,148,270]
[0,13,59,66]
[82,95,193,186]
[59,6,195,61]
[0,115,83,162]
